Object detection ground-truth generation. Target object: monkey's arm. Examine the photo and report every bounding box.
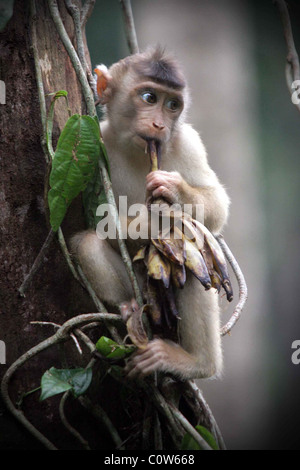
[146,124,230,234]
[146,171,229,234]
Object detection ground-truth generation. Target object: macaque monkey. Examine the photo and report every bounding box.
[71,47,230,381]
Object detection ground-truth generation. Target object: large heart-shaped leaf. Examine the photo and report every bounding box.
[40,367,93,401]
[48,114,102,231]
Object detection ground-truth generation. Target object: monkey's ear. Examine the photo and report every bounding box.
[94,65,112,104]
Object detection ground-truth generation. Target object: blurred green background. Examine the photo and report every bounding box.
[86,0,300,450]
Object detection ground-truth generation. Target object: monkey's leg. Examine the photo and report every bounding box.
[70,231,135,306]
[176,273,223,379]
[125,273,222,381]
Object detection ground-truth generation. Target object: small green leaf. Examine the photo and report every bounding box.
[96,336,135,359]
[47,90,68,98]
[181,425,219,451]
[40,368,72,401]
[40,367,93,401]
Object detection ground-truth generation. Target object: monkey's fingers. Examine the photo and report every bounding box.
[152,185,175,203]
[124,351,154,379]
[124,340,167,379]
[149,201,184,221]
[125,360,159,379]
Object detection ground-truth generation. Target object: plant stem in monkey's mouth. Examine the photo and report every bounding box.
[148,140,161,172]
[146,139,171,214]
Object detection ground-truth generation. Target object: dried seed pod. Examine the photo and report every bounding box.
[147,244,171,289]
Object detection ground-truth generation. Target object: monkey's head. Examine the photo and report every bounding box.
[95,47,189,152]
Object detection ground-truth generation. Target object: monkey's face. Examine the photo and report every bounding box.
[132,81,184,149]
[107,76,184,152]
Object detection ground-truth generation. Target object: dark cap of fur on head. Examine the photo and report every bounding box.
[131,46,186,90]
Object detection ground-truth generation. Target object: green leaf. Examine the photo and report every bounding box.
[40,367,93,401]
[96,336,135,360]
[48,114,101,231]
[82,134,111,229]
[82,168,107,229]
[181,425,219,451]
[71,368,93,397]
[47,90,69,98]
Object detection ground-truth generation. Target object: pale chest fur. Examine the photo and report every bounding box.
[102,122,218,208]
[109,149,149,207]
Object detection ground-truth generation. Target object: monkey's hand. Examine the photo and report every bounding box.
[146,171,185,205]
[124,338,194,380]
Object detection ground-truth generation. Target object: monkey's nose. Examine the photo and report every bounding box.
[152,122,165,131]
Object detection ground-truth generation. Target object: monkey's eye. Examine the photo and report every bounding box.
[165,99,181,111]
[141,91,157,104]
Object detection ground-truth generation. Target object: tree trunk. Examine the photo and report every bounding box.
[0,0,94,449]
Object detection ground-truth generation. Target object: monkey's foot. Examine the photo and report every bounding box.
[124,338,175,379]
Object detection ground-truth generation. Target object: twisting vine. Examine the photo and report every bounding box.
[1,0,249,451]
[273,0,300,113]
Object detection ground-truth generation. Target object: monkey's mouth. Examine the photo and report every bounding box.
[138,134,162,159]
[138,133,160,143]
